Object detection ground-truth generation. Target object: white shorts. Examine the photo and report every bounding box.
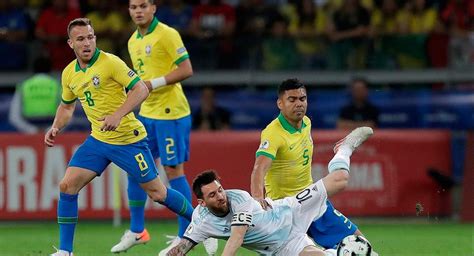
[273,180,328,255]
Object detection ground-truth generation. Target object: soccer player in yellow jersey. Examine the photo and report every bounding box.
[251,78,368,250]
[45,18,194,256]
[111,1,217,255]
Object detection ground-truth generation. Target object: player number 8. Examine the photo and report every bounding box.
[134,153,149,171]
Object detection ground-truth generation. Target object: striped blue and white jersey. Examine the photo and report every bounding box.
[183,189,293,255]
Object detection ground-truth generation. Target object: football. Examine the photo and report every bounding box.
[336,235,373,256]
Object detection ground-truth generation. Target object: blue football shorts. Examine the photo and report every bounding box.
[307,200,358,248]
[69,136,158,183]
[137,115,191,166]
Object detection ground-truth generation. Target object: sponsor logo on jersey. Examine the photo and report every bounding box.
[177,47,187,54]
[128,70,136,78]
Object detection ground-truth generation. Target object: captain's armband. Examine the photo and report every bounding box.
[231,212,253,226]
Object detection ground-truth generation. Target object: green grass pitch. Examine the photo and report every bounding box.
[0,220,472,255]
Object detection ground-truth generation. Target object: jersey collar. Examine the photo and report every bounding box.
[278,113,306,134]
[136,17,159,39]
[75,48,101,72]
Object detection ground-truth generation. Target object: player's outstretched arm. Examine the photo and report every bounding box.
[166,238,196,256]
[250,155,273,209]
[99,81,149,131]
[222,225,249,256]
[44,102,76,147]
[145,59,193,91]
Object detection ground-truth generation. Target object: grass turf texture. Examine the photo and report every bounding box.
[0,221,471,255]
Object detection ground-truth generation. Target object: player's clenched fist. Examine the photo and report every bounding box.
[44,127,60,147]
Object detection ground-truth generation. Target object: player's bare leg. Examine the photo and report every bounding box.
[51,167,97,256]
[59,167,97,194]
[299,246,325,256]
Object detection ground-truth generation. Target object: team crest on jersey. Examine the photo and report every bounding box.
[259,140,270,150]
[145,45,152,56]
[92,75,100,88]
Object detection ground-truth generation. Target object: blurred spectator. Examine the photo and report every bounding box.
[393,0,437,69]
[35,0,81,70]
[86,0,127,54]
[235,0,278,37]
[440,0,474,68]
[285,0,328,69]
[262,14,298,70]
[193,87,231,130]
[8,56,60,133]
[337,77,379,130]
[235,0,278,68]
[370,0,400,36]
[367,0,400,69]
[326,0,371,69]
[397,0,437,34]
[326,0,374,12]
[156,0,193,36]
[189,0,236,68]
[0,0,30,70]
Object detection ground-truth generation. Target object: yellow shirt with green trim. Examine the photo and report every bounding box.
[256,114,314,199]
[128,18,190,120]
[61,49,147,145]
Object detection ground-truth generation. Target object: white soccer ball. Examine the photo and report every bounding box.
[336,235,373,256]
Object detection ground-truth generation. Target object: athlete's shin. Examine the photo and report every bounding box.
[169,175,192,237]
[58,193,78,252]
[127,175,147,233]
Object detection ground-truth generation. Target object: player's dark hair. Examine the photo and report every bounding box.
[278,78,305,97]
[192,170,220,199]
[67,18,92,37]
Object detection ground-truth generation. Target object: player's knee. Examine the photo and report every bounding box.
[333,170,349,192]
[59,180,71,193]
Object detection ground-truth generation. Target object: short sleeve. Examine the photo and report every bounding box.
[227,190,255,226]
[110,55,141,90]
[60,70,76,104]
[255,128,283,160]
[164,28,189,65]
[183,213,209,244]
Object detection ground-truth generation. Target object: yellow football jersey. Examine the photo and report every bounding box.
[256,114,314,199]
[128,18,190,120]
[61,49,147,145]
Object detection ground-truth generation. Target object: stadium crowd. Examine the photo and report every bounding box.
[0,0,473,71]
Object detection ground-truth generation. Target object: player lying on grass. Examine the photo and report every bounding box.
[167,127,376,256]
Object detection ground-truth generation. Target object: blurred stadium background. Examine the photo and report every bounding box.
[0,0,473,255]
